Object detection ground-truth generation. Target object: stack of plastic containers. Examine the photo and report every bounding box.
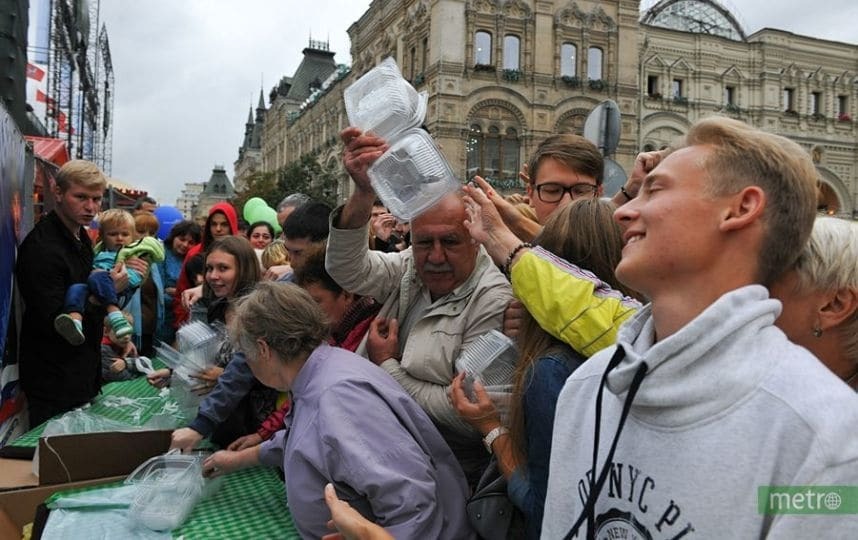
[454,330,518,423]
[154,321,222,409]
[344,57,459,220]
[125,452,219,531]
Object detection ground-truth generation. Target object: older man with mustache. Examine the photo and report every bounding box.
[325,127,513,485]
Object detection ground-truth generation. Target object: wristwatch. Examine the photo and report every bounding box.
[482,426,509,454]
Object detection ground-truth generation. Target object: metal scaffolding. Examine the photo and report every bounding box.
[96,25,114,175]
[43,0,113,172]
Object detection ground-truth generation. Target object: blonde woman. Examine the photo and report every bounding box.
[771,216,858,389]
[452,199,640,538]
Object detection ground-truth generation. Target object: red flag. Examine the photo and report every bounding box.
[36,90,59,117]
[35,89,56,106]
[27,63,45,81]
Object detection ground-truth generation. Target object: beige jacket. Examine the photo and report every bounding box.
[326,209,513,461]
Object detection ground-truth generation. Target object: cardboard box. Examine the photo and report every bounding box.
[0,475,125,538]
[0,458,37,490]
[37,430,172,485]
[0,430,173,538]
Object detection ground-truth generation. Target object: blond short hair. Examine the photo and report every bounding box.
[261,240,289,269]
[679,117,817,285]
[55,159,107,192]
[98,209,135,235]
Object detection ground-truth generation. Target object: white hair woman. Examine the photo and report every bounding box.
[771,216,858,389]
[201,281,472,538]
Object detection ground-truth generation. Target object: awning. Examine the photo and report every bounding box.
[25,136,69,167]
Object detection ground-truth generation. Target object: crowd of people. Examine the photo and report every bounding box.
[13,116,858,538]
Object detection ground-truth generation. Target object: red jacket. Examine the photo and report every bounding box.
[172,202,238,328]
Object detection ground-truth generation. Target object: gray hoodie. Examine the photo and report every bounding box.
[543,285,858,538]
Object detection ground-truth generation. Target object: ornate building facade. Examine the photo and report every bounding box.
[242,0,857,216]
[639,0,857,215]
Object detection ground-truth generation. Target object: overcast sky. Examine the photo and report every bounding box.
[98,0,857,205]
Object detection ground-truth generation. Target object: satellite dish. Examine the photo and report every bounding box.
[602,157,627,198]
[583,100,621,156]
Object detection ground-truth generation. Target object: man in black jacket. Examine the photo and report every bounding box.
[16,160,145,426]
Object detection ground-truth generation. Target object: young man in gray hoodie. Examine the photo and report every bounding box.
[543,117,858,538]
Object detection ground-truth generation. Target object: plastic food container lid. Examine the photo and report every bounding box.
[125,453,200,485]
[455,330,517,387]
[126,453,205,531]
[368,128,460,221]
[344,57,427,141]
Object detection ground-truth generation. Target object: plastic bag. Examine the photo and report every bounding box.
[41,485,169,540]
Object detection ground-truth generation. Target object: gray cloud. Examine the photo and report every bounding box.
[100,0,856,205]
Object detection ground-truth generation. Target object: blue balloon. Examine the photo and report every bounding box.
[154,205,184,240]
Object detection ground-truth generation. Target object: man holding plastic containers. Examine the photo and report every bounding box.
[325,126,513,485]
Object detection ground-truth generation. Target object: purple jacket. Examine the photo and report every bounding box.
[259,344,474,539]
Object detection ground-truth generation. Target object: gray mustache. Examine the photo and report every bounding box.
[423,263,453,273]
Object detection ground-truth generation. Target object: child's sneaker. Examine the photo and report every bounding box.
[108,311,133,338]
[54,314,85,345]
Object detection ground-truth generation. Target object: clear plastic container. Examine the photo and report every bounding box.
[368,128,460,220]
[344,57,427,141]
[176,321,221,372]
[126,454,205,531]
[455,330,518,401]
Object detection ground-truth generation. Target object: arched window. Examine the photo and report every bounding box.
[503,35,520,70]
[561,43,577,77]
[587,47,603,80]
[474,31,492,65]
[465,123,521,184]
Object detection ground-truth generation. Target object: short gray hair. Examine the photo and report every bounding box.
[229,281,329,362]
[793,216,858,366]
[277,193,311,212]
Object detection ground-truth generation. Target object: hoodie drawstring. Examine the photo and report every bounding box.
[564,346,648,539]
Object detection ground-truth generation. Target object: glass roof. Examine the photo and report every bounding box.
[641,0,746,41]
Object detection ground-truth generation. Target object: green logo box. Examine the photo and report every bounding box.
[758,486,858,515]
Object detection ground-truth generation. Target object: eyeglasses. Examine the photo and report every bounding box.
[535,182,598,203]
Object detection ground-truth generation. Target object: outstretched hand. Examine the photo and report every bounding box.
[322,483,394,540]
[462,178,522,266]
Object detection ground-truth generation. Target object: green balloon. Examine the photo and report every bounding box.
[243,198,267,221]
[263,206,282,234]
[245,206,267,224]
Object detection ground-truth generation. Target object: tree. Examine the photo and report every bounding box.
[231,170,282,214]
[277,153,340,208]
[232,153,342,215]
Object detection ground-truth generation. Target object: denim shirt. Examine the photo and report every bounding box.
[259,344,474,539]
[507,344,585,539]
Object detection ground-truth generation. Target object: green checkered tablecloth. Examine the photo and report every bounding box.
[9,375,179,448]
[45,466,299,538]
[175,467,298,538]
